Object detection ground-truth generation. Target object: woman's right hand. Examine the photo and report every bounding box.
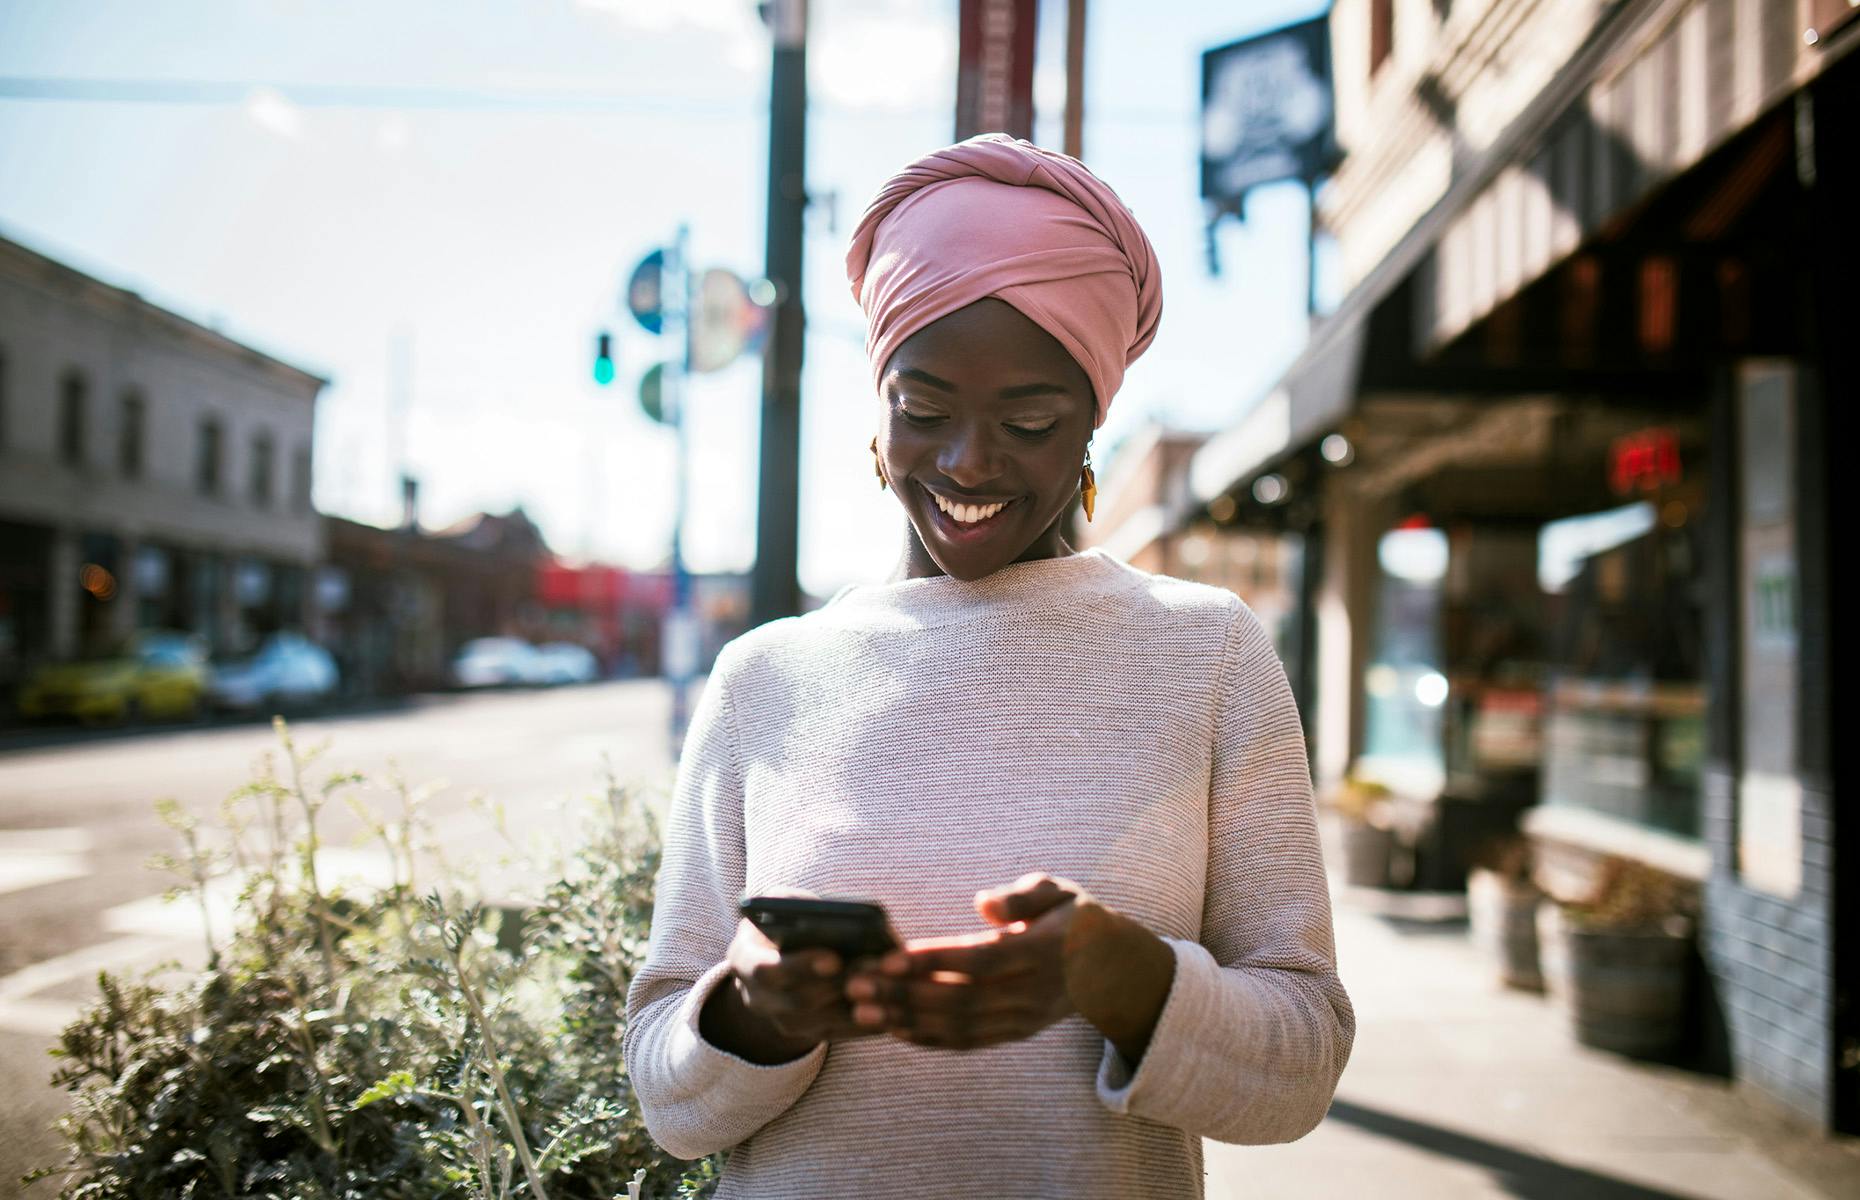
[698,917,870,1065]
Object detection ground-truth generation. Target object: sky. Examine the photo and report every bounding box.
[0,0,1330,596]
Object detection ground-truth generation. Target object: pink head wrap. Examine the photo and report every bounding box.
[845,134,1162,429]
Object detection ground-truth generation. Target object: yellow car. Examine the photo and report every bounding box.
[16,631,209,724]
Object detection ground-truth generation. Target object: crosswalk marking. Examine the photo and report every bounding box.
[0,828,92,897]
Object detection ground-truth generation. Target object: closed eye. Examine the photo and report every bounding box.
[1007,421,1058,438]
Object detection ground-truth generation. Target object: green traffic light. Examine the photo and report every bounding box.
[593,331,616,385]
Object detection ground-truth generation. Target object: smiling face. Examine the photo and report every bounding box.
[878,298,1096,581]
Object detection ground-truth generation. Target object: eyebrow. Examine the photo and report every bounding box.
[998,382,1069,400]
[894,367,955,392]
[893,368,1071,402]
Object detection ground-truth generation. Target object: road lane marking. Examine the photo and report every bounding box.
[0,847,397,1035]
[0,853,89,897]
[0,828,94,854]
[0,934,172,1006]
[0,829,92,896]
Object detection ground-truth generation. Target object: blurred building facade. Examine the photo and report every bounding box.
[534,559,750,679]
[1187,0,1856,1131]
[0,234,324,693]
[1080,424,1299,662]
[317,507,549,696]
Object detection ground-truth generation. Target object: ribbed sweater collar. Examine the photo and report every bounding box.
[825,548,1142,628]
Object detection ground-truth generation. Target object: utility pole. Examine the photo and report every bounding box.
[751,0,807,625]
[1063,0,1086,160]
[1062,0,1087,547]
[665,225,696,756]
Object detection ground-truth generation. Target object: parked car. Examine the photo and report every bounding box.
[450,637,547,688]
[534,642,599,685]
[15,630,208,724]
[207,633,340,714]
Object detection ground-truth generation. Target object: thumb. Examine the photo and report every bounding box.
[976,873,1072,925]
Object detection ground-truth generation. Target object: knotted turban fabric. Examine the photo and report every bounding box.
[845,134,1163,429]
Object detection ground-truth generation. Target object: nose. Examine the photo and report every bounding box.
[936,422,1003,489]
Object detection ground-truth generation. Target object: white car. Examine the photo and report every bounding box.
[208,633,340,713]
[535,642,599,685]
[451,637,547,688]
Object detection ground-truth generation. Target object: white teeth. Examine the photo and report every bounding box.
[932,492,1006,524]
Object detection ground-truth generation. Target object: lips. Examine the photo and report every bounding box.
[919,483,1018,542]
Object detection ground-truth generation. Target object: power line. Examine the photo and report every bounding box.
[0,76,753,116]
[0,76,1195,124]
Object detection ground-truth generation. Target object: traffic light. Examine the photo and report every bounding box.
[593,331,616,386]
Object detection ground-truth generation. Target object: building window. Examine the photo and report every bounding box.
[59,370,88,467]
[292,445,313,514]
[1370,0,1395,78]
[197,417,223,497]
[119,389,146,479]
[249,430,274,508]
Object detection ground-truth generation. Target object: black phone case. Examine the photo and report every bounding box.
[739,897,898,959]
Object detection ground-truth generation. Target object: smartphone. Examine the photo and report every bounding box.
[739,896,900,960]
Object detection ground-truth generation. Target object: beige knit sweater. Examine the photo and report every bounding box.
[623,549,1353,1198]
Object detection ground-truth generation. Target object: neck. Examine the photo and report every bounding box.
[891,517,1075,582]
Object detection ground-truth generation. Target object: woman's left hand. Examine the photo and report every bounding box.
[844,872,1173,1058]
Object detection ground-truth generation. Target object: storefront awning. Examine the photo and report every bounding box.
[1188,0,1846,508]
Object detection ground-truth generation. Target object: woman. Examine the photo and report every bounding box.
[623,135,1353,1198]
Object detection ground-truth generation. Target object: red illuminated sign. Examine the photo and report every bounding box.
[1609,428,1682,496]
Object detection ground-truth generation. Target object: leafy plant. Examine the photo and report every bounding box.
[25,720,715,1199]
[1323,774,1391,825]
[1561,854,1696,934]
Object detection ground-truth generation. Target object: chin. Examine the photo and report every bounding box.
[910,529,1004,580]
[938,552,1012,582]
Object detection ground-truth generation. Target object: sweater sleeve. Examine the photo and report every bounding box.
[621,647,827,1160]
[1094,602,1355,1143]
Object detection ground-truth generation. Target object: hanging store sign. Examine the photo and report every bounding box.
[1200,17,1335,214]
[956,0,1037,142]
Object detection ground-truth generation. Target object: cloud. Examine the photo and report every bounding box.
[812,1,955,112]
[574,0,758,37]
[575,0,765,84]
[375,113,411,153]
[243,86,303,138]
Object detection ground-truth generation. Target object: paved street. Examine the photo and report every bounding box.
[0,680,678,1183]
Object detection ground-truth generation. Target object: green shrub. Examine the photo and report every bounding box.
[25,720,716,1200]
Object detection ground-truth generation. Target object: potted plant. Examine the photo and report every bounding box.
[1325,775,1396,889]
[1467,835,1543,992]
[1537,854,1696,1057]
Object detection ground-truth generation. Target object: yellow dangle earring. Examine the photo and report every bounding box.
[870,436,889,490]
[1080,449,1097,522]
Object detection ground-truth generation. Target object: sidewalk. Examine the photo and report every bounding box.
[1207,890,1860,1199]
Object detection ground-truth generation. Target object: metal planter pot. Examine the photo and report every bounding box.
[1538,904,1691,1057]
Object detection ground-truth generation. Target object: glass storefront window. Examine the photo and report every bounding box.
[1360,526,1450,794]
[1537,493,1706,839]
